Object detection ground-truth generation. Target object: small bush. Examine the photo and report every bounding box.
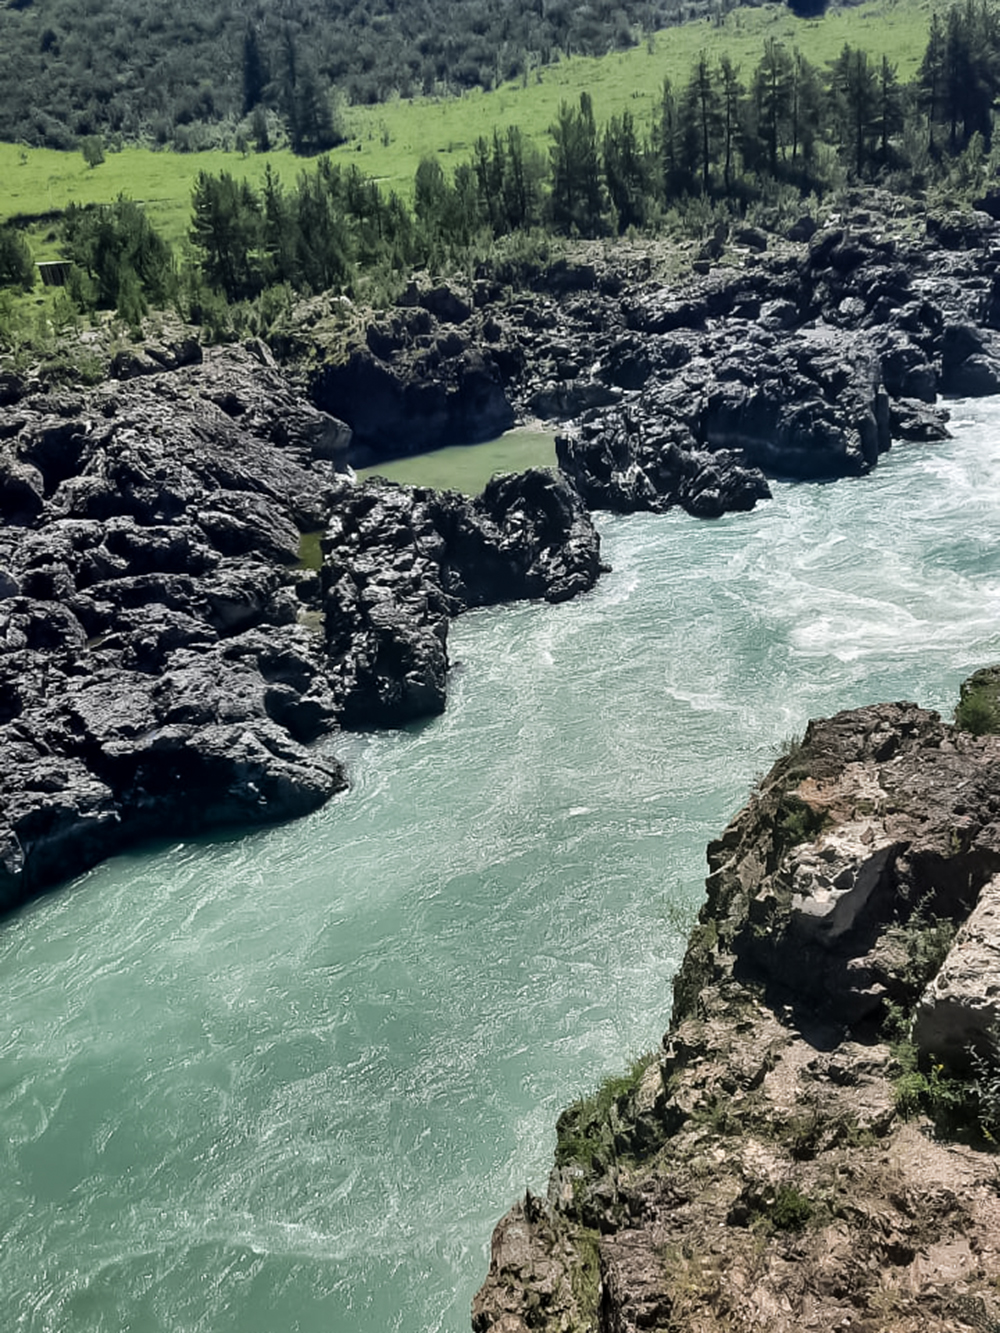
[0,226,35,292]
[81,134,105,168]
[969,1026,1000,1143]
[774,795,827,851]
[885,900,958,1005]
[893,1053,967,1126]
[768,1184,814,1231]
[554,1053,656,1169]
[955,668,1000,736]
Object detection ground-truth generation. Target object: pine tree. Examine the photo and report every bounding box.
[660,77,682,200]
[956,0,1000,147]
[500,126,543,231]
[189,172,263,299]
[0,226,34,292]
[575,92,605,234]
[242,25,269,116]
[414,156,452,237]
[682,52,721,193]
[65,197,173,311]
[548,93,605,236]
[752,39,793,176]
[719,55,743,193]
[261,164,297,285]
[788,51,822,171]
[829,44,878,179]
[293,168,349,290]
[875,56,903,168]
[603,109,650,232]
[944,4,971,149]
[473,133,506,234]
[919,11,947,153]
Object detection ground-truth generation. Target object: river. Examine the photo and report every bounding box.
[3,401,1000,1332]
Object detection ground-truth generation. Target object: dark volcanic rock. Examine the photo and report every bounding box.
[700,327,890,477]
[310,293,515,464]
[314,207,994,521]
[321,469,602,726]
[555,320,889,516]
[0,341,606,911]
[556,415,771,518]
[940,322,1000,394]
[0,345,357,912]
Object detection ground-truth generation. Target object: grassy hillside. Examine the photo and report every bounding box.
[1,0,934,256]
[0,0,686,148]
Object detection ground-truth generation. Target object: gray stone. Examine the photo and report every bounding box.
[913,873,1000,1070]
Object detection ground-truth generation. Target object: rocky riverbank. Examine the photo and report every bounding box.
[472,692,1000,1333]
[6,191,1000,928]
[303,193,1000,517]
[0,341,601,913]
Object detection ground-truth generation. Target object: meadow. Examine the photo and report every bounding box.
[0,0,935,258]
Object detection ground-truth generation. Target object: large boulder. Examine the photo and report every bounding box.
[940,322,1000,395]
[321,471,602,726]
[913,874,1000,1071]
[310,334,514,465]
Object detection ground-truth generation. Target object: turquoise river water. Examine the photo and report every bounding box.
[4,400,1000,1332]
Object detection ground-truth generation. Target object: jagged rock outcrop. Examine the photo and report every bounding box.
[0,344,354,911]
[321,468,603,726]
[474,687,1000,1333]
[309,290,514,464]
[301,197,1000,519]
[914,873,1000,1071]
[0,344,603,913]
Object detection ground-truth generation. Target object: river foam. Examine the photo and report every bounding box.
[3,403,1000,1332]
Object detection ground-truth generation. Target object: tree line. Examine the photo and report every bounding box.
[0,0,705,151]
[4,5,1000,326]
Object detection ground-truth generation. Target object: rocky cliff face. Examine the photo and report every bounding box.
[0,344,602,913]
[473,693,1000,1333]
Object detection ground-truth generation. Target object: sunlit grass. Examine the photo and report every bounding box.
[0,0,934,261]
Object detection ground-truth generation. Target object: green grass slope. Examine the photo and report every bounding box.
[1,0,934,256]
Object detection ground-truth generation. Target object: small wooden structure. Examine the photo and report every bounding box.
[36,261,72,287]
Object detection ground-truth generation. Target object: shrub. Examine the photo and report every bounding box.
[554,1052,656,1169]
[969,1026,1000,1143]
[892,1046,968,1127]
[62,197,174,314]
[768,1184,815,1231]
[774,794,827,851]
[81,134,105,168]
[0,226,35,292]
[955,667,1000,736]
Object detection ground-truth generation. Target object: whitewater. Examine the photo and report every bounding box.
[3,400,1000,1332]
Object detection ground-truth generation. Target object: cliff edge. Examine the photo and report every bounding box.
[473,690,1000,1333]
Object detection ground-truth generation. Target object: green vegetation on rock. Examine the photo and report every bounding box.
[555,1052,658,1171]
[955,665,1000,735]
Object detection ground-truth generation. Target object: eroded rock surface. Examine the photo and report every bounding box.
[915,873,1000,1070]
[307,197,1000,519]
[474,691,1000,1333]
[0,345,603,912]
